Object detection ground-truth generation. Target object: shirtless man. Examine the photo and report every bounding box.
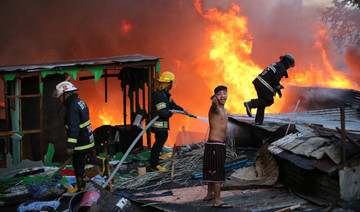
[203,85,232,208]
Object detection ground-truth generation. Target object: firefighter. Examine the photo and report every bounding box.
[150,71,188,172]
[244,54,295,125]
[54,81,107,193]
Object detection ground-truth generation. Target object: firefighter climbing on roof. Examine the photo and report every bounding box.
[150,71,189,172]
[244,54,295,125]
[54,81,107,193]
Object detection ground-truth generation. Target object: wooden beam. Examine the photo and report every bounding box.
[340,107,346,163]
[39,75,44,161]
[6,94,41,98]
[0,129,41,136]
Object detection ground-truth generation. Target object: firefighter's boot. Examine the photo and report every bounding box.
[244,101,253,117]
[150,165,166,172]
[67,175,86,193]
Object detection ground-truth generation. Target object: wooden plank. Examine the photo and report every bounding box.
[0,129,41,136]
[39,75,44,161]
[6,94,41,98]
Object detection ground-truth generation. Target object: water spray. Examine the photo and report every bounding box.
[172,110,208,122]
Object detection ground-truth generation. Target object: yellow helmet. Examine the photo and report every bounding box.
[157,71,175,83]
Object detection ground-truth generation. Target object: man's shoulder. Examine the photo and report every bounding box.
[68,97,87,110]
[274,61,286,70]
[154,90,169,98]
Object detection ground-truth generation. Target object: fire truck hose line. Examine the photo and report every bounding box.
[103,110,207,188]
[172,110,208,122]
[102,115,160,188]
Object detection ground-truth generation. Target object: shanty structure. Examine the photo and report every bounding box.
[227,100,360,203]
[0,54,162,166]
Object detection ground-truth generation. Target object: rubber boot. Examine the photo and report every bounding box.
[244,101,253,117]
[150,165,166,172]
[67,175,86,193]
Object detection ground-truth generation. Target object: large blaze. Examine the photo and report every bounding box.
[194,1,359,115]
[1,0,359,147]
[79,0,360,147]
[194,1,262,114]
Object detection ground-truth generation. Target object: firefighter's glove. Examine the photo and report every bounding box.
[276,89,282,98]
[275,84,284,90]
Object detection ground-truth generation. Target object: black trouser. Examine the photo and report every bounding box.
[150,131,168,168]
[250,83,274,124]
[72,149,103,178]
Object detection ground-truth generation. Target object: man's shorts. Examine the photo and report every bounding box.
[202,140,226,183]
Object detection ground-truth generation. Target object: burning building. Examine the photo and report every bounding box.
[0,55,162,165]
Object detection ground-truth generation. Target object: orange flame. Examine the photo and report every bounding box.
[195,1,261,113]
[195,1,359,114]
[288,22,359,89]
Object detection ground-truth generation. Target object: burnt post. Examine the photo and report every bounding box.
[340,106,346,163]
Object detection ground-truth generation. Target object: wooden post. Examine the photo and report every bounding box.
[340,107,346,163]
[285,99,300,135]
[104,69,108,103]
[123,85,127,126]
[39,74,44,161]
[147,65,153,148]
[18,78,22,161]
[170,143,177,181]
[104,142,113,192]
[4,80,9,155]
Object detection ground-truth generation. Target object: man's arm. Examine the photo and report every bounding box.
[209,96,219,114]
[155,92,173,119]
[66,104,80,154]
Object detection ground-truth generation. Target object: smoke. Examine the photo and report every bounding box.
[345,45,360,86]
[1,0,358,145]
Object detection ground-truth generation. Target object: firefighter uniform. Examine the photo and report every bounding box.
[150,89,184,171]
[63,93,106,192]
[244,54,295,125]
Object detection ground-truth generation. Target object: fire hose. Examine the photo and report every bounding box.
[102,110,206,188]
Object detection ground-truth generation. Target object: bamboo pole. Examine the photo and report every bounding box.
[170,143,177,181]
[285,99,300,135]
[340,107,346,163]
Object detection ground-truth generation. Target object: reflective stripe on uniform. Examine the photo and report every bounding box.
[256,76,275,93]
[268,65,276,73]
[65,125,68,129]
[152,121,169,128]
[156,102,166,110]
[80,120,90,128]
[74,142,95,151]
[67,138,77,143]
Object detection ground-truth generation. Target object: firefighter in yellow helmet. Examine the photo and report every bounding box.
[150,72,188,171]
[54,81,108,193]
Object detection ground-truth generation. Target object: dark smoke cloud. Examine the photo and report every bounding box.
[345,45,360,85]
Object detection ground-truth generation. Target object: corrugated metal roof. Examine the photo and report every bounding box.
[0,54,162,73]
[269,145,337,173]
[230,107,360,133]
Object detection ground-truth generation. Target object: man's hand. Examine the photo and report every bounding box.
[276,89,282,98]
[66,148,74,155]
